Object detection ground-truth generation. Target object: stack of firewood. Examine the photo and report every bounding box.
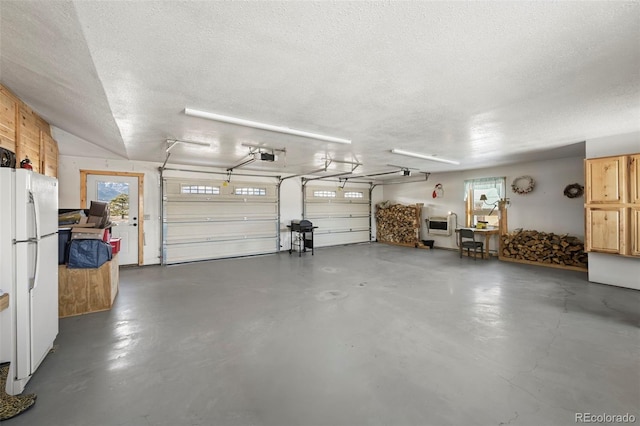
[375,203,420,245]
[501,230,587,268]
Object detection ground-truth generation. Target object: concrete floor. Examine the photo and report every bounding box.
[10,244,640,426]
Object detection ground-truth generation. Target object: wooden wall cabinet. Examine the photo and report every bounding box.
[0,89,17,153]
[631,207,640,257]
[0,84,58,177]
[630,154,640,205]
[585,154,640,258]
[585,156,627,204]
[585,208,626,254]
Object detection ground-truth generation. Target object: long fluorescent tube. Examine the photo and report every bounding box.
[391,149,460,165]
[185,108,351,144]
[166,139,211,152]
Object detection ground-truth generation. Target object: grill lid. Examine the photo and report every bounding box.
[291,219,313,230]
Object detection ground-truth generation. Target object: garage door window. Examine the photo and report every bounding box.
[344,191,363,198]
[313,190,336,198]
[181,185,220,195]
[235,187,267,196]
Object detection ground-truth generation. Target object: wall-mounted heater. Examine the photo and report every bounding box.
[427,216,453,236]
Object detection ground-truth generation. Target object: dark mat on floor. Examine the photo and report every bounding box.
[0,363,37,421]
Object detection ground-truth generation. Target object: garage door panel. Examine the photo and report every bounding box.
[314,230,370,247]
[165,180,277,199]
[166,202,276,218]
[305,187,369,201]
[305,203,369,216]
[166,221,277,243]
[308,217,369,231]
[166,239,276,264]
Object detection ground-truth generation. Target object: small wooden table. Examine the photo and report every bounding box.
[456,227,500,259]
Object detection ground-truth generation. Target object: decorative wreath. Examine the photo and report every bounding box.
[511,175,535,195]
[563,183,584,199]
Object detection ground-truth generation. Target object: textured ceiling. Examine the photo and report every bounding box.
[1,1,639,177]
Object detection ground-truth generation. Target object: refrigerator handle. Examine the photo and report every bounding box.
[30,239,39,290]
[29,191,39,290]
[30,190,41,240]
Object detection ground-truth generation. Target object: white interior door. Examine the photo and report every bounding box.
[86,175,139,265]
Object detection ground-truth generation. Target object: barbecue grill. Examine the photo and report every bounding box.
[287,220,316,256]
[290,220,313,232]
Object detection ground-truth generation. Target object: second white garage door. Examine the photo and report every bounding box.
[163,177,278,264]
[304,184,371,247]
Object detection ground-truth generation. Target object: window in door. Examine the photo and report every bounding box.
[464,177,506,227]
[97,181,130,225]
[83,171,143,266]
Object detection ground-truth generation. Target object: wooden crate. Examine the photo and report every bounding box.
[58,254,119,318]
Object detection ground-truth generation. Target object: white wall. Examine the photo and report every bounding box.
[60,152,598,268]
[279,178,302,250]
[59,155,164,265]
[585,131,640,290]
[382,155,586,250]
[58,156,376,264]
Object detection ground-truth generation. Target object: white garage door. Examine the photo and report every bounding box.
[163,177,278,264]
[304,185,371,247]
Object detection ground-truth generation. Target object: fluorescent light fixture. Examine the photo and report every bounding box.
[391,148,460,165]
[185,108,351,144]
[166,139,211,152]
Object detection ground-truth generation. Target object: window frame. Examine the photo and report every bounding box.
[180,184,220,195]
[313,190,337,198]
[234,187,267,196]
[343,191,364,199]
[464,177,506,227]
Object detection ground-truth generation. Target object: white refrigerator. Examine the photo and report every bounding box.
[0,168,58,395]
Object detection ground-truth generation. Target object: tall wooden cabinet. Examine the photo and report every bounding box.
[0,84,58,177]
[17,105,41,173]
[0,90,17,153]
[585,154,639,257]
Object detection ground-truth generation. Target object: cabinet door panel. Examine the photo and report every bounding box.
[585,156,627,204]
[630,154,640,205]
[632,208,640,257]
[586,208,625,254]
